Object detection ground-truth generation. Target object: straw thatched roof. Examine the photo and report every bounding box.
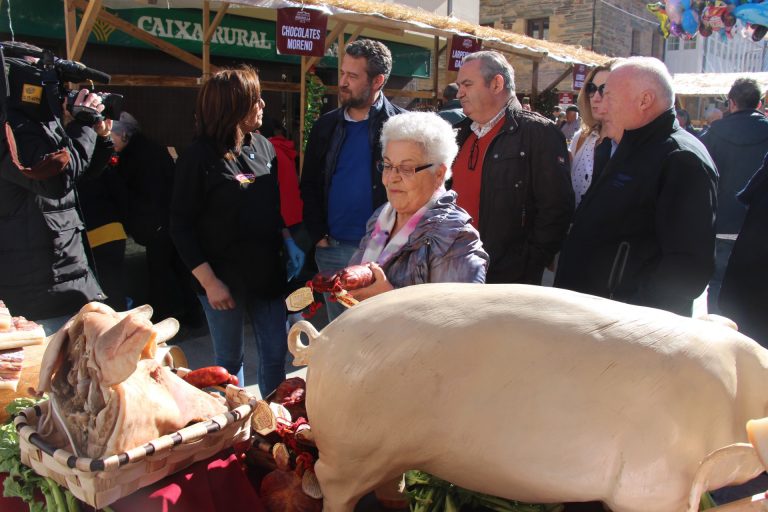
[102,0,612,66]
[673,72,768,96]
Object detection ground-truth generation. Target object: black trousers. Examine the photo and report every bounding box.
[92,239,127,311]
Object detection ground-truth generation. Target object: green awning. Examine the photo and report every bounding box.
[1,0,431,78]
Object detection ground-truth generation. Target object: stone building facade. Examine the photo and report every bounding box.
[480,0,663,94]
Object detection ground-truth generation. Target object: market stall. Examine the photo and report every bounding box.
[52,0,610,164]
[673,72,768,124]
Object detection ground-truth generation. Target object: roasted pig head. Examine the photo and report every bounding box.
[36,302,227,459]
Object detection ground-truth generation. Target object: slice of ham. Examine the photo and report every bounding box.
[0,300,11,331]
[0,348,24,391]
[0,316,46,351]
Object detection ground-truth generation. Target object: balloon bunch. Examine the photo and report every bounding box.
[646,0,768,40]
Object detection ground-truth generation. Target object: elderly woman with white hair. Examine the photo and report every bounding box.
[348,111,489,300]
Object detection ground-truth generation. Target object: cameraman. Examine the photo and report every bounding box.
[0,77,114,325]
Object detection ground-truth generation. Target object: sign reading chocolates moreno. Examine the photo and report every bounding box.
[276,7,328,57]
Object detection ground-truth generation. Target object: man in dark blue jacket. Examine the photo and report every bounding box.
[300,39,405,322]
[555,57,718,316]
[700,78,768,313]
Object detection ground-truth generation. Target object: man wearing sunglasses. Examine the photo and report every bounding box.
[452,50,574,286]
[555,57,717,317]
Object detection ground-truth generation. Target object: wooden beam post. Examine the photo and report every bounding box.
[542,65,574,94]
[337,31,344,87]
[203,2,229,43]
[347,25,364,46]
[306,21,347,71]
[433,36,440,108]
[72,0,206,71]
[70,0,103,62]
[202,1,210,81]
[63,0,78,60]
[531,60,540,98]
[299,56,307,174]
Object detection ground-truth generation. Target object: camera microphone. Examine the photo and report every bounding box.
[54,59,111,85]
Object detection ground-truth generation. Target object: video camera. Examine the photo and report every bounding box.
[1,41,123,125]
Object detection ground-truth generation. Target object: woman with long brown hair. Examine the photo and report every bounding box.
[170,66,304,396]
[569,60,617,206]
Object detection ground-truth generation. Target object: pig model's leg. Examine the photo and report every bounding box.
[315,457,400,512]
[604,471,691,512]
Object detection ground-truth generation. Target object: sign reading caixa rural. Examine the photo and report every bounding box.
[0,0,430,78]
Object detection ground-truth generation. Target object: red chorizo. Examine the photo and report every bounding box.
[310,270,341,293]
[336,265,375,290]
[182,366,231,388]
[310,265,375,294]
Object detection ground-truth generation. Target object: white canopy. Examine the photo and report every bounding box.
[673,72,768,97]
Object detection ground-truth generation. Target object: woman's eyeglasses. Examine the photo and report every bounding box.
[377,161,434,178]
[585,82,606,99]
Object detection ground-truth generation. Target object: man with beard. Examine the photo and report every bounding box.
[301,39,405,321]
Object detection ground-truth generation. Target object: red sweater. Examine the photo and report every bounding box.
[269,136,303,227]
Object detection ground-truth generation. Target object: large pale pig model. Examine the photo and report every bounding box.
[288,283,768,512]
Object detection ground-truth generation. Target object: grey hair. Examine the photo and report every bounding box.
[345,39,393,87]
[612,57,674,109]
[380,112,459,182]
[462,51,515,92]
[111,111,141,139]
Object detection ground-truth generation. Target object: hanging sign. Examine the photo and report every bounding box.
[276,7,328,57]
[558,92,575,105]
[572,64,588,91]
[447,36,482,71]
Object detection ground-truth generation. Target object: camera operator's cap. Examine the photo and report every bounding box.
[566,105,579,113]
[111,111,140,136]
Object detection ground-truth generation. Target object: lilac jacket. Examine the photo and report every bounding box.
[349,190,488,287]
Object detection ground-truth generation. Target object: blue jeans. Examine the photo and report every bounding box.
[314,238,359,323]
[198,292,287,396]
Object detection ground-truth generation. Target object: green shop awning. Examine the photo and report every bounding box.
[0,0,431,78]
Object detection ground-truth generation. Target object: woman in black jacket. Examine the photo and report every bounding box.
[170,66,303,395]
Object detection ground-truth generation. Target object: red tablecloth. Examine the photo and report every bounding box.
[1,449,266,512]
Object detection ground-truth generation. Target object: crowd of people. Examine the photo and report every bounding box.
[1,37,767,396]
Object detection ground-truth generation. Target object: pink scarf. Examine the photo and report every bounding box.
[361,190,442,266]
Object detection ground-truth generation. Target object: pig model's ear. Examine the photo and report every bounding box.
[36,320,73,393]
[152,318,180,346]
[36,301,108,393]
[697,314,739,331]
[93,312,156,386]
[140,318,179,360]
[116,304,153,321]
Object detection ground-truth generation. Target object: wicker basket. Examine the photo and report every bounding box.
[14,372,271,509]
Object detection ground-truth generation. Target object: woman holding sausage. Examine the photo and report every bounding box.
[170,66,304,395]
[348,111,488,300]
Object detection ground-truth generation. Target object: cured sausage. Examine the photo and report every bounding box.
[182,366,232,389]
[310,265,375,294]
